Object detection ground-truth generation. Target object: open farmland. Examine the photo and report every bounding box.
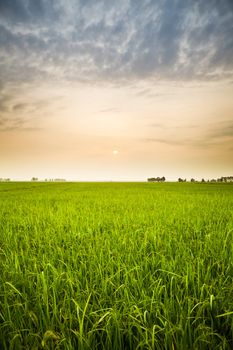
[0,182,233,349]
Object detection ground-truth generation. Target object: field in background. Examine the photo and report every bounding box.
[0,182,233,349]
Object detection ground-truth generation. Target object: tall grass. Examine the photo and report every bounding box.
[0,182,233,349]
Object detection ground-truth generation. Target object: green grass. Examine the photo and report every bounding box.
[0,182,233,349]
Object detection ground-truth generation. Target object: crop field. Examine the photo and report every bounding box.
[0,182,233,349]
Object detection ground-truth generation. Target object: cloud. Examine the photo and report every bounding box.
[97,107,119,113]
[148,123,198,130]
[0,95,12,112]
[0,0,232,86]
[12,103,30,111]
[135,88,175,98]
[0,111,42,131]
[0,114,26,131]
[208,120,233,139]
[144,119,233,148]
[0,82,54,131]
[144,137,221,148]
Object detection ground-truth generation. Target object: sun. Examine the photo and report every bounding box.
[113,150,119,155]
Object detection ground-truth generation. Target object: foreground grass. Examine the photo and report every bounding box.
[0,182,233,349]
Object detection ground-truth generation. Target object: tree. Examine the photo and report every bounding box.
[147,177,166,182]
[147,178,156,182]
[31,177,38,181]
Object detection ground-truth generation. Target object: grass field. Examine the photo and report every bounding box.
[0,182,233,349]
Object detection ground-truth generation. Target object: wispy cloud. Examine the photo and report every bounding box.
[135,88,175,98]
[0,115,27,131]
[0,0,232,86]
[97,107,119,114]
[144,120,233,148]
[208,120,233,139]
[147,123,198,130]
[0,83,55,131]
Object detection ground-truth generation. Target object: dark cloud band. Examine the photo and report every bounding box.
[0,0,233,85]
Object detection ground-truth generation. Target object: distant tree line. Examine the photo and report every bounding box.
[0,178,11,182]
[31,178,66,182]
[147,176,233,183]
[147,177,166,182]
[46,179,66,182]
[188,176,233,183]
[215,176,233,182]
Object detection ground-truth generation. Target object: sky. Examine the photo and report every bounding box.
[0,0,233,181]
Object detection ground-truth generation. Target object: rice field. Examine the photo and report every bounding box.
[0,182,233,349]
